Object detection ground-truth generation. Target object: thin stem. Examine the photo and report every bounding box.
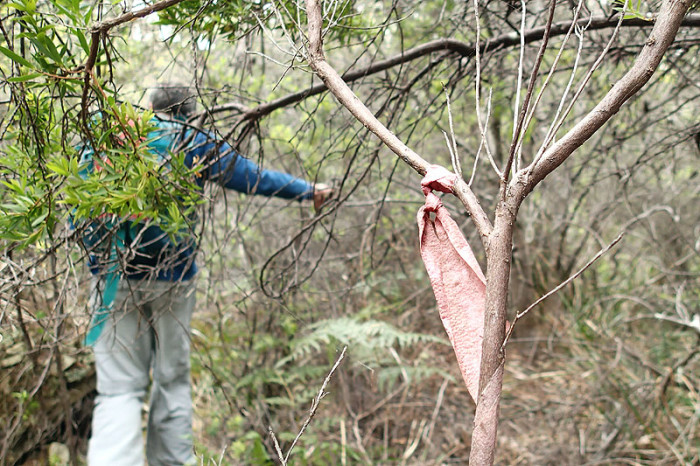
[444,88,462,178]
[504,0,557,185]
[472,0,500,179]
[502,232,624,347]
[283,346,347,463]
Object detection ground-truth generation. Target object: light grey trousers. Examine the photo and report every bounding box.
[87,279,196,466]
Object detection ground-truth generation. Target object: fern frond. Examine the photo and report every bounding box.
[279,317,448,366]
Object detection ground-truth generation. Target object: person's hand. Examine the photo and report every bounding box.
[313,183,334,213]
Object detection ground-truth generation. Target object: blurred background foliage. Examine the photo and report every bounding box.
[1,0,698,464]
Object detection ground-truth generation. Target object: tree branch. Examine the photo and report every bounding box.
[89,0,189,34]
[502,232,624,348]
[206,14,700,124]
[517,0,693,201]
[80,0,190,119]
[304,0,493,237]
[502,0,557,187]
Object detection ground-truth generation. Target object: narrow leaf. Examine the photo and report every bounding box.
[0,46,33,68]
[7,73,42,83]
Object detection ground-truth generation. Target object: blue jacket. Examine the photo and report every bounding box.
[84,117,314,282]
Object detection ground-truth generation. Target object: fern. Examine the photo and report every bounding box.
[279,317,448,365]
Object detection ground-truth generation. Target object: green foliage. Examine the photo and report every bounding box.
[0,1,210,250]
[612,0,653,20]
[11,390,39,421]
[280,316,450,392]
[155,0,366,45]
[3,0,91,74]
[0,93,203,248]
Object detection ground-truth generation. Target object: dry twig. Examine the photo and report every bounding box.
[269,345,347,465]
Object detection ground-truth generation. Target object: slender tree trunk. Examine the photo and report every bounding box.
[469,205,515,464]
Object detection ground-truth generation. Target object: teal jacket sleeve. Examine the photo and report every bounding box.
[187,130,314,200]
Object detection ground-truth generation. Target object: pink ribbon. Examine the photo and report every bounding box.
[417,165,486,403]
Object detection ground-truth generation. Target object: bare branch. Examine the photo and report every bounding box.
[268,427,285,465]
[80,0,190,120]
[304,0,494,237]
[283,345,347,463]
[532,12,626,169]
[511,0,528,168]
[516,0,586,165]
[650,313,700,334]
[205,14,700,127]
[530,19,589,170]
[469,89,498,187]
[443,89,462,178]
[503,232,625,348]
[472,0,499,180]
[306,1,427,175]
[517,0,693,201]
[89,0,189,34]
[504,0,557,183]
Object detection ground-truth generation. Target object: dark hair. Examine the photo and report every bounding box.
[149,83,196,118]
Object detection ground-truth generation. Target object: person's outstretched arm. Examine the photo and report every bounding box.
[188,131,333,210]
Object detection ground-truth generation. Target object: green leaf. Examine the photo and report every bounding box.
[46,160,70,176]
[0,46,33,68]
[31,211,49,228]
[6,1,36,13]
[28,35,63,66]
[83,2,97,23]
[7,73,42,83]
[75,29,90,55]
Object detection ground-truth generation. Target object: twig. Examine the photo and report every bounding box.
[80,0,189,122]
[510,0,527,169]
[268,426,285,465]
[529,18,589,171]
[504,0,557,182]
[516,0,586,164]
[421,377,449,449]
[443,87,462,178]
[469,88,493,187]
[401,418,427,463]
[531,11,620,169]
[89,0,189,34]
[471,0,500,179]
[516,0,693,198]
[503,232,624,348]
[650,313,700,334]
[196,15,700,131]
[442,131,458,175]
[340,418,347,466]
[659,343,700,399]
[282,345,347,464]
[306,1,429,177]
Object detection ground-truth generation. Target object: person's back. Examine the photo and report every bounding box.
[85,84,331,465]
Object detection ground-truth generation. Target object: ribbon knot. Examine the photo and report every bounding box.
[423,192,442,213]
[421,164,458,196]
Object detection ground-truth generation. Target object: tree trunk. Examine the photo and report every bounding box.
[469,204,515,465]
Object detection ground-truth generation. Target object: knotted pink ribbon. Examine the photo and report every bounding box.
[417,165,486,403]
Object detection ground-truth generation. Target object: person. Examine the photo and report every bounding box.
[83,84,332,465]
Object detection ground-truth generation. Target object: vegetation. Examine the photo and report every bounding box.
[1,0,698,464]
